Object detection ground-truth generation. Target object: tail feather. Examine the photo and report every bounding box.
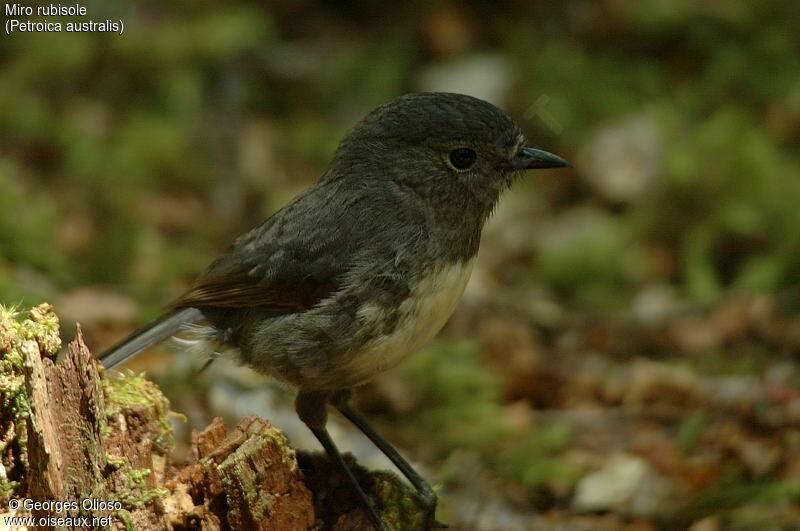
[100,307,204,369]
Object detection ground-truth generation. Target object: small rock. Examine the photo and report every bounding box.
[56,287,137,327]
[573,453,677,517]
[688,516,720,531]
[415,54,512,105]
[578,116,662,203]
[630,285,681,326]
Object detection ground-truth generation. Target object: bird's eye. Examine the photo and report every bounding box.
[448,148,477,170]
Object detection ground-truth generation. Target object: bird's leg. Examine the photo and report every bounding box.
[331,390,445,529]
[196,357,215,375]
[295,390,388,531]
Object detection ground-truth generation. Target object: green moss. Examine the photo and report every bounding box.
[402,340,512,450]
[0,168,69,285]
[104,369,178,451]
[535,213,634,310]
[493,423,577,489]
[676,409,710,455]
[0,476,20,507]
[402,340,578,493]
[99,364,183,523]
[371,473,426,529]
[0,303,61,357]
[113,509,135,531]
[689,469,800,526]
[0,303,63,504]
[104,453,169,509]
[217,424,300,521]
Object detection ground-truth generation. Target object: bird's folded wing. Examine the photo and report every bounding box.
[170,179,375,312]
[170,259,338,311]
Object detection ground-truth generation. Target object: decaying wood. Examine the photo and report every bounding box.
[0,304,428,530]
[168,415,315,530]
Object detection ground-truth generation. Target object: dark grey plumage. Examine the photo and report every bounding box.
[100,92,569,531]
[103,93,548,384]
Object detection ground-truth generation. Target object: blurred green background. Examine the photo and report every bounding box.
[3,1,800,529]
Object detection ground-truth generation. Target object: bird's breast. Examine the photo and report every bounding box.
[349,257,476,383]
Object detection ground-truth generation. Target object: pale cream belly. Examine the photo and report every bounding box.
[348,258,476,384]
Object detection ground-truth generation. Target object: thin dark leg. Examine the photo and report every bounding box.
[336,403,445,528]
[296,391,388,531]
[308,425,389,531]
[196,357,215,374]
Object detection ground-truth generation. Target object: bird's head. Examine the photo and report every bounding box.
[329,92,569,214]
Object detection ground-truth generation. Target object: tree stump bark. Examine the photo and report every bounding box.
[0,304,427,530]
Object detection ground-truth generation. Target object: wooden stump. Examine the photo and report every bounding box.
[0,304,428,530]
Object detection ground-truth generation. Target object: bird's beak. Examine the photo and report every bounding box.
[512,146,571,170]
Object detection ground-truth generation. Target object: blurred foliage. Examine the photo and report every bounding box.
[400,340,577,488]
[402,340,511,449]
[3,0,800,528]
[0,0,800,316]
[1,0,799,312]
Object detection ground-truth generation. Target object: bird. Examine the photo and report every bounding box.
[100,92,570,530]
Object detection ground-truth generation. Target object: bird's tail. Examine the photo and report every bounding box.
[100,307,204,369]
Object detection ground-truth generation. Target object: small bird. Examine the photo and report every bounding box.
[101,92,569,530]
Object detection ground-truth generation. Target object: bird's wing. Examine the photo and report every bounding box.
[170,251,339,311]
[171,179,407,312]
